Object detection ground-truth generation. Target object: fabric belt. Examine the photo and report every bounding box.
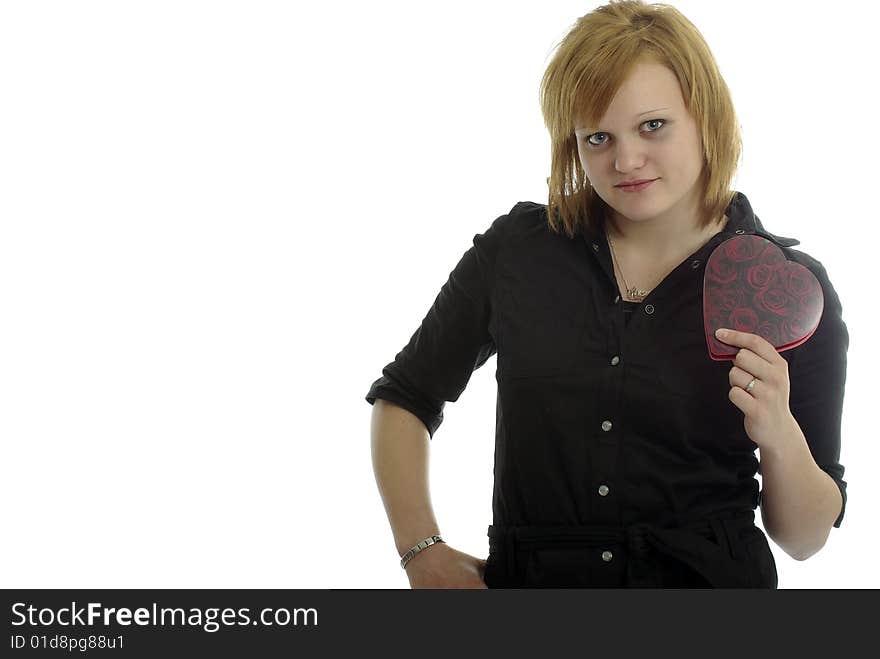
[487,509,757,587]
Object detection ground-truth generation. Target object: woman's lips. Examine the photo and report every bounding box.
[616,179,657,192]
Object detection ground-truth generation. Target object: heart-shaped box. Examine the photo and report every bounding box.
[703,234,824,361]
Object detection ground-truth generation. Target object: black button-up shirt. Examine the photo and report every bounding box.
[365,191,848,587]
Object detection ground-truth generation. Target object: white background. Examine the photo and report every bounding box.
[1,0,875,589]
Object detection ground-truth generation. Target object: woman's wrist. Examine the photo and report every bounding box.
[400,534,445,569]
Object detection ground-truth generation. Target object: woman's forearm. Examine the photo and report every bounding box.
[370,399,441,557]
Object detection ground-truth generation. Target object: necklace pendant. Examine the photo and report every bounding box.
[628,286,648,301]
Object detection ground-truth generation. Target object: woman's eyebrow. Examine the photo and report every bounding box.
[634,106,670,116]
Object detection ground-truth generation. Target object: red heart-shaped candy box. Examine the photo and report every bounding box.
[703,234,824,361]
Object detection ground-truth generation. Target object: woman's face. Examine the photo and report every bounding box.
[573,59,708,230]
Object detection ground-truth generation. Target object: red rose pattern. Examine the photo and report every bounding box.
[703,235,823,361]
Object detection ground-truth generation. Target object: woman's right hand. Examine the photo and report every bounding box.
[404,543,489,589]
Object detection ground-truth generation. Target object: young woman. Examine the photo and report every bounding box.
[367,0,848,588]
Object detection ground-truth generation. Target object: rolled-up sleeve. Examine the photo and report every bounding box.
[364,206,512,439]
[787,259,849,528]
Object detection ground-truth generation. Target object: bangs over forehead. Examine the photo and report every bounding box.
[569,53,670,134]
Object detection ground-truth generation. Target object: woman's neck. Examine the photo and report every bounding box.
[605,213,728,264]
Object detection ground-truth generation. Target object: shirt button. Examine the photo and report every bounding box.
[601,420,612,431]
[644,304,655,314]
[601,550,614,562]
[610,356,620,366]
[592,243,599,251]
[690,260,701,268]
[598,484,609,496]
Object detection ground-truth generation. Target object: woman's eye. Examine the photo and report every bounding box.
[585,118,666,147]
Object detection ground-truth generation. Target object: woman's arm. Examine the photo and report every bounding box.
[370,399,441,557]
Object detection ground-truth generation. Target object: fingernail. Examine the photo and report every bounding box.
[715,328,727,337]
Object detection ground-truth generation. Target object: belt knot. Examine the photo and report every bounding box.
[626,522,656,555]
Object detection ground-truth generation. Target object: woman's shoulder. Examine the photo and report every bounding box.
[771,240,835,291]
[490,200,579,246]
[751,214,833,283]
[495,200,548,234]
[472,201,552,256]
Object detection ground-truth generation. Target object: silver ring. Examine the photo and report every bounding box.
[746,377,758,393]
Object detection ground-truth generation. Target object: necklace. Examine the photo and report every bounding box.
[605,218,726,302]
[605,227,655,302]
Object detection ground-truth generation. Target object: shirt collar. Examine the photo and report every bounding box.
[723,192,800,247]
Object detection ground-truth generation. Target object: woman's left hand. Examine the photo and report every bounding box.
[714,327,799,453]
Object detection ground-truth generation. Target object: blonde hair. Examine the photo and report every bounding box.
[539,0,741,239]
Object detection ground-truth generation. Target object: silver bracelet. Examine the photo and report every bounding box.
[400,534,445,569]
